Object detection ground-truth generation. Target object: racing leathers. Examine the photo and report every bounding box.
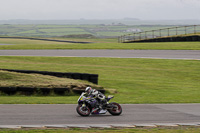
[85,87,108,113]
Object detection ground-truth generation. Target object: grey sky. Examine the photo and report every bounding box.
[0,0,200,20]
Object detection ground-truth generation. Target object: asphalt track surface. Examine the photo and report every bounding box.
[0,50,200,127]
[0,104,200,125]
[0,50,200,60]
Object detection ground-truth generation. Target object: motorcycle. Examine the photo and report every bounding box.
[76,92,122,116]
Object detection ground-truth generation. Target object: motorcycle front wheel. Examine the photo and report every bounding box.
[76,104,90,117]
[107,102,122,116]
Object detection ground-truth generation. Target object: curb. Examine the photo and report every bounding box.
[0,123,200,129]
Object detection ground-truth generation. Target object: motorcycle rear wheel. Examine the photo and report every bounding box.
[76,104,90,117]
[107,102,122,116]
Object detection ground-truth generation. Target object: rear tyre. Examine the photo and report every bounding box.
[107,102,122,116]
[76,104,90,117]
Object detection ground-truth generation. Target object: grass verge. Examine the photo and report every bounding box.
[0,38,200,50]
[0,56,200,104]
[0,127,200,133]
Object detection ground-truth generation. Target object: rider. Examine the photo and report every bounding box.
[85,87,108,113]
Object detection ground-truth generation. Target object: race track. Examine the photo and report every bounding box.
[0,50,200,128]
[0,104,200,126]
[0,50,200,60]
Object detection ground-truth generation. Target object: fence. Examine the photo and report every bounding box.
[119,25,200,43]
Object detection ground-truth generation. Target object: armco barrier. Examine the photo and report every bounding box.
[1,69,98,84]
[73,88,105,94]
[0,37,91,44]
[0,87,17,95]
[128,35,200,43]
[0,87,70,95]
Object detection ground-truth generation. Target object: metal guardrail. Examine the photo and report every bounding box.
[119,25,200,43]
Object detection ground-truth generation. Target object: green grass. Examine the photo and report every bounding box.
[0,56,200,104]
[0,38,200,50]
[0,127,200,133]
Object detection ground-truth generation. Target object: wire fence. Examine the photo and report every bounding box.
[119,25,200,43]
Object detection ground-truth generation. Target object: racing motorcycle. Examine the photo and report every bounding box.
[76,92,122,116]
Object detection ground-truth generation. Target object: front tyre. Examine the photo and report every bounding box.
[76,104,90,117]
[108,102,122,116]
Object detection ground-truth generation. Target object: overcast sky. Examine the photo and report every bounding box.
[0,0,200,20]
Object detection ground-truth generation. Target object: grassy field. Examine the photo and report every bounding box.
[0,24,173,38]
[0,127,200,133]
[0,38,200,50]
[0,56,199,104]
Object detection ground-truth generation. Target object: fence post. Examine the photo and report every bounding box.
[194,25,196,34]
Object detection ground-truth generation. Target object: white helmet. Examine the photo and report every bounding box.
[85,87,93,95]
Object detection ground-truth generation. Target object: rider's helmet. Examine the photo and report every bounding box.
[85,87,93,95]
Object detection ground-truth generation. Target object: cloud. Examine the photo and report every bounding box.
[0,0,199,20]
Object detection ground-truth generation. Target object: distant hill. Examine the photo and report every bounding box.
[0,19,200,25]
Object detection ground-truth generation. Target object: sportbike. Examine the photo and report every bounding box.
[76,92,122,116]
